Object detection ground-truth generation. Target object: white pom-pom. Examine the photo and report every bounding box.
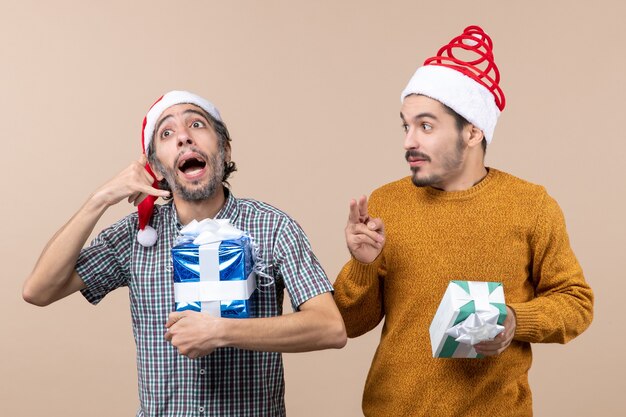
[137,226,157,247]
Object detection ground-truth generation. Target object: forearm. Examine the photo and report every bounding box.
[166,293,347,356]
[23,195,109,306]
[221,296,346,352]
[23,157,169,306]
[512,194,595,343]
[333,257,385,338]
[509,281,593,344]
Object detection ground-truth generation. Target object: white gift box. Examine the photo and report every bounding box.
[429,281,506,358]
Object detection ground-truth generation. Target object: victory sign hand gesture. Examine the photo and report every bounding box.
[345,196,385,264]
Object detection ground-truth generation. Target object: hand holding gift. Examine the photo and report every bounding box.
[474,306,516,356]
[165,310,225,359]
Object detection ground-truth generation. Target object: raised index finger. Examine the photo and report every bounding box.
[348,199,361,224]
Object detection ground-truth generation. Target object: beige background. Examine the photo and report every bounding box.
[1,0,624,415]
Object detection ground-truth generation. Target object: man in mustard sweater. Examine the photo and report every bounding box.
[333,25,594,416]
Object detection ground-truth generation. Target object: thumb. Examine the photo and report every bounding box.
[367,218,385,233]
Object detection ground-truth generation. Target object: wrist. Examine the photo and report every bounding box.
[350,251,383,266]
[214,317,234,348]
[86,190,112,213]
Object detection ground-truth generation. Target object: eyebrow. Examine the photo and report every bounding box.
[154,108,210,136]
[400,111,439,122]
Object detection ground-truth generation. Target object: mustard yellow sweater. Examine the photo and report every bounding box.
[334,168,593,417]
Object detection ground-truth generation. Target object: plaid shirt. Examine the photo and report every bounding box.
[76,190,333,417]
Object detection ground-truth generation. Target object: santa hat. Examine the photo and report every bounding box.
[136,90,222,247]
[401,25,505,144]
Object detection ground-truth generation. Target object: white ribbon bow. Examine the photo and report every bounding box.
[445,310,504,345]
[179,218,244,245]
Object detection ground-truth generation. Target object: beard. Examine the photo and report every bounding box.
[407,134,466,188]
[153,146,225,201]
[410,168,443,187]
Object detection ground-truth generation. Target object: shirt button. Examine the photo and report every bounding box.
[199,369,206,375]
[199,406,205,413]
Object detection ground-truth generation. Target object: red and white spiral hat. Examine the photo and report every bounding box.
[137,91,222,247]
[401,25,506,144]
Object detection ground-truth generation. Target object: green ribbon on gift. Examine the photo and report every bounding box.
[438,281,506,358]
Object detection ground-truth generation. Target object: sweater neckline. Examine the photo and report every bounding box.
[423,167,499,200]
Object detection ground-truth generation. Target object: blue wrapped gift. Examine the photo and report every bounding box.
[171,219,256,318]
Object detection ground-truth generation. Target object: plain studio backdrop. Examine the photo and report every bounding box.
[1,1,624,416]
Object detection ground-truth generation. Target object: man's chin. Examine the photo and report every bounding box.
[410,171,439,188]
[169,177,220,201]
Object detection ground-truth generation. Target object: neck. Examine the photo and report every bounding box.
[172,184,227,225]
[433,153,488,192]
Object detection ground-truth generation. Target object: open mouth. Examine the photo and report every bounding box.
[177,152,207,177]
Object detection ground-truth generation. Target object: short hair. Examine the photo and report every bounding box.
[146,108,237,197]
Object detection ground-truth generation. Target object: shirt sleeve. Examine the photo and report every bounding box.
[76,217,133,305]
[509,192,594,343]
[273,218,334,311]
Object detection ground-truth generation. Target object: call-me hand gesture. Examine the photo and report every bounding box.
[22,155,169,307]
[91,155,169,209]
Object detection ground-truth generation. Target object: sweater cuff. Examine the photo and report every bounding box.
[508,301,543,342]
[346,255,383,285]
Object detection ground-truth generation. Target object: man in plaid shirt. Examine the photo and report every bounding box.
[23,91,347,417]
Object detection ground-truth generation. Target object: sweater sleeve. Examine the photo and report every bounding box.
[509,193,594,344]
[333,254,386,338]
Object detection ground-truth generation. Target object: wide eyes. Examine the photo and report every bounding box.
[160,120,206,139]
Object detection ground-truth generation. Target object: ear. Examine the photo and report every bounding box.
[466,125,485,149]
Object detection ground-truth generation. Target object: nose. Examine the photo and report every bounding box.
[403,127,419,151]
[177,127,195,148]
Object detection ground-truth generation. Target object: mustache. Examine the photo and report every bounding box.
[405,150,431,162]
[173,146,209,167]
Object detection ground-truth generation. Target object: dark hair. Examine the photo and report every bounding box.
[440,102,488,153]
[146,108,237,197]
